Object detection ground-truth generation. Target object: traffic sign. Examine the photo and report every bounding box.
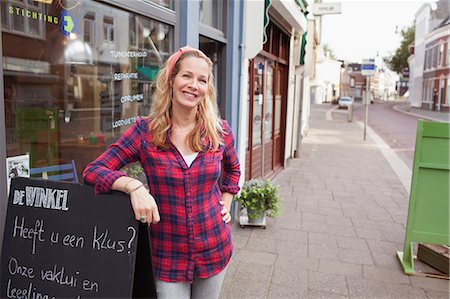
[361,58,375,76]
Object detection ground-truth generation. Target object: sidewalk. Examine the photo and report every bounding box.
[220,104,449,298]
[393,102,450,123]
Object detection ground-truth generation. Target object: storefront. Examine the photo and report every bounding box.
[0,0,243,248]
[245,21,289,180]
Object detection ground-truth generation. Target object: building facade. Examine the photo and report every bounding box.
[239,0,310,181]
[409,0,450,111]
[0,0,243,251]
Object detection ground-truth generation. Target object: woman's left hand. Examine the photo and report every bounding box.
[219,201,232,224]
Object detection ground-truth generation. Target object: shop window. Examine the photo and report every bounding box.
[438,43,444,67]
[199,0,224,31]
[199,35,225,116]
[432,46,437,68]
[446,79,450,105]
[2,0,174,182]
[447,42,450,66]
[1,0,44,38]
[148,0,174,10]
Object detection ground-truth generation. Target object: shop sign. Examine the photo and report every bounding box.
[1,177,157,298]
[3,57,50,74]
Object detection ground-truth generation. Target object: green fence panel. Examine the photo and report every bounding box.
[397,120,450,274]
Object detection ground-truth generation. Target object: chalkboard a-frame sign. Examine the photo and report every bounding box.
[1,177,157,298]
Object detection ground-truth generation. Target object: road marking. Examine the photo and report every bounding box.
[326,106,339,121]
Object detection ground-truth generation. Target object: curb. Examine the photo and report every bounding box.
[393,104,449,123]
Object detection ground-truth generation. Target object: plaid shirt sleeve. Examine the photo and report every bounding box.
[219,120,241,195]
[82,119,143,195]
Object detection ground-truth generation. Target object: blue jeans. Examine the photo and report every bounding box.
[155,267,227,299]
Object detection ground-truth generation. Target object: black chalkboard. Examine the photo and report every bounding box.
[1,177,156,298]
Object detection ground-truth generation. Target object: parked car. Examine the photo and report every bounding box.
[338,96,353,109]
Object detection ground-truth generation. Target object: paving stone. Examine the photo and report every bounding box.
[309,290,349,299]
[327,224,356,237]
[347,277,427,299]
[336,236,369,250]
[308,232,338,248]
[337,248,374,265]
[371,251,405,270]
[325,215,354,227]
[424,289,450,299]
[232,234,249,249]
[409,275,450,292]
[234,261,273,284]
[271,266,308,289]
[276,216,302,230]
[245,237,277,254]
[318,260,363,277]
[267,284,308,299]
[309,244,339,261]
[363,265,410,284]
[277,240,308,258]
[308,271,348,296]
[220,278,269,299]
[366,239,403,255]
[354,227,384,241]
[275,255,319,272]
[301,220,328,234]
[233,249,277,265]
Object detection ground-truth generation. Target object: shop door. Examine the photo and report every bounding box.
[272,64,285,170]
[246,57,282,180]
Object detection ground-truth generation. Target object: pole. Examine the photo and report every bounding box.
[364,77,369,141]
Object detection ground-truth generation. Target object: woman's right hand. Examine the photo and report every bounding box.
[129,186,160,224]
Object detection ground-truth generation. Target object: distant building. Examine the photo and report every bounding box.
[409,0,450,112]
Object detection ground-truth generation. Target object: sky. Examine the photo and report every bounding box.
[320,0,429,63]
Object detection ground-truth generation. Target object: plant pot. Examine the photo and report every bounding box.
[247,208,265,223]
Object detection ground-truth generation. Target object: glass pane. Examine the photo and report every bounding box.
[199,0,218,29]
[1,2,8,28]
[28,10,41,36]
[148,0,174,10]
[252,62,263,147]
[12,11,25,32]
[274,67,281,135]
[199,35,224,113]
[3,0,174,182]
[264,64,273,141]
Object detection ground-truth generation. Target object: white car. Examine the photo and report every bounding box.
[338,96,353,109]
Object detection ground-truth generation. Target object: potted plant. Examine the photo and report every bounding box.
[235,179,281,227]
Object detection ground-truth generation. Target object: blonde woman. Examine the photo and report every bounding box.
[83,46,241,299]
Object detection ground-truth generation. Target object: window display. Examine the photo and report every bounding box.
[2,0,174,181]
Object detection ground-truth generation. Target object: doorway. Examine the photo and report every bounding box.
[246,56,286,180]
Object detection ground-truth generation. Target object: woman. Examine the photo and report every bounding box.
[83,46,241,299]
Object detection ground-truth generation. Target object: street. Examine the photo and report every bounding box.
[352,100,419,170]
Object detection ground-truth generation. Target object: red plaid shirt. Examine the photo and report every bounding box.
[83,118,241,282]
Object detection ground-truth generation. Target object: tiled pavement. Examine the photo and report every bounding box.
[220,104,450,298]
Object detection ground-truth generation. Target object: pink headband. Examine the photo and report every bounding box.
[167,46,208,80]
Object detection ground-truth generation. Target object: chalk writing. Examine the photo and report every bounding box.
[12,216,45,255]
[40,264,79,288]
[6,279,56,299]
[92,226,126,253]
[8,257,35,279]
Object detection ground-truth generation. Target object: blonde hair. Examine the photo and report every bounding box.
[148,48,224,151]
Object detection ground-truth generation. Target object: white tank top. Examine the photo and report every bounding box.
[182,152,198,167]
